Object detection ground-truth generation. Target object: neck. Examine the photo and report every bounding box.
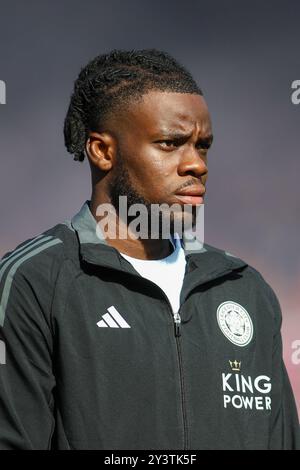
[89,193,173,260]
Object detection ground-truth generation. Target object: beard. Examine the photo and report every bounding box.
[108,152,197,239]
[109,155,152,216]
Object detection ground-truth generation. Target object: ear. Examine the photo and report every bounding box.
[85,131,116,172]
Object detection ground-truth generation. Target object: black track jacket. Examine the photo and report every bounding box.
[0,201,299,450]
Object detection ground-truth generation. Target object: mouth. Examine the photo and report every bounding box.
[174,185,206,205]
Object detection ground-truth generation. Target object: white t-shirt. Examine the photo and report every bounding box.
[120,236,186,313]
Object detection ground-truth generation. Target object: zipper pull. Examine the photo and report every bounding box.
[173,311,181,337]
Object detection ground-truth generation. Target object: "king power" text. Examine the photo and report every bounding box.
[222,373,271,410]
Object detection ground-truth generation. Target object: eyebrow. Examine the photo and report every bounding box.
[155,131,214,145]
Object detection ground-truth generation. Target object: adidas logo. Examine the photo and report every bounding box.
[97,306,131,329]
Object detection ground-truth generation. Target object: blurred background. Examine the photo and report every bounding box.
[0,0,299,415]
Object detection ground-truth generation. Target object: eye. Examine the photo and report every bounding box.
[196,142,211,152]
[159,140,177,148]
[157,139,182,150]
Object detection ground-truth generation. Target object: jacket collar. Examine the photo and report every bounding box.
[70,200,248,282]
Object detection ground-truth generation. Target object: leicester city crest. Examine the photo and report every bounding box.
[217,301,253,347]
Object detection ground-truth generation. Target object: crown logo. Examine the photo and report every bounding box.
[229,360,241,372]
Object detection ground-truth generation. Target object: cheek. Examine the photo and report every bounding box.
[148,155,173,179]
[129,149,176,189]
[145,156,178,197]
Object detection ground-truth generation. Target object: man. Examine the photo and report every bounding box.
[0,49,299,450]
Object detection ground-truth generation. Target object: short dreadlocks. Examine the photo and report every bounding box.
[64,48,203,162]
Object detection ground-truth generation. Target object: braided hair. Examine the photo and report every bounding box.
[64,49,203,162]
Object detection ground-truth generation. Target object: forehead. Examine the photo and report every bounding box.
[114,90,212,137]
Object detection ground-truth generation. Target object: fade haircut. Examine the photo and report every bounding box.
[64,48,203,162]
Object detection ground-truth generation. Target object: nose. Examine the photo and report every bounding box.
[177,144,208,179]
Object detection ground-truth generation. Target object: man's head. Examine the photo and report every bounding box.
[64,49,213,236]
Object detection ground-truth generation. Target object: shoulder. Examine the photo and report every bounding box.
[203,242,282,318]
[0,220,77,277]
[0,220,78,323]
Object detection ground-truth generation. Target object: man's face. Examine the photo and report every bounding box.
[107,90,213,234]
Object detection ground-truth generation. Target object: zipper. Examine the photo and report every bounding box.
[134,279,189,450]
[173,311,181,337]
[174,315,189,450]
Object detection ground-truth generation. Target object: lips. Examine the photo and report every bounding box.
[175,185,206,197]
[174,185,206,205]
